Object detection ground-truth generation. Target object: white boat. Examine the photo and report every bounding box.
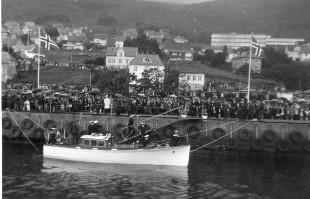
[43,135,190,167]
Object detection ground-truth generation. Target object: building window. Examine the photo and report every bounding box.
[119,58,122,63]
[112,58,115,63]
[119,52,123,57]
[143,58,152,63]
[192,75,196,81]
[108,58,111,63]
[198,75,202,81]
[187,75,191,81]
[195,84,199,88]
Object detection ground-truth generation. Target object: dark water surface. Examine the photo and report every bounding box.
[3,143,310,199]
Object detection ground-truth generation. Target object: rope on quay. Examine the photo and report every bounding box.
[190,121,251,153]
[8,110,40,151]
[11,110,51,143]
[180,120,238,138]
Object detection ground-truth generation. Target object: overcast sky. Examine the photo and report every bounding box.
[141,0,214,4]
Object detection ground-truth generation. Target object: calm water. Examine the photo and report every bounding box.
[3,143,310,199]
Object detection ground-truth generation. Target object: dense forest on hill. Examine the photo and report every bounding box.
[2,0,310,42]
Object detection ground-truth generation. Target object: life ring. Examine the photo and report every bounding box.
[121,127,138,140]
[21,118,34,130]
[238,129,251,141]
[32,128,45,139]
[2,117,12,129]
[225,138,237,150]
[163,125,175,138]
[186,125,200,139]
[212,128,226,139]
[44,119,56,130]
[10,126,22,138]
[303,140,310,152]
[262,130,278,142]
[277,140,289,152]
[289,131,304,144]
[251,138,263,151]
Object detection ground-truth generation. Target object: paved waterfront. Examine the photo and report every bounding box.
[3,143,310,199]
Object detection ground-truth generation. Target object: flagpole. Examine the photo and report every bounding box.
[246,32,253,104]
[37,27,41,89]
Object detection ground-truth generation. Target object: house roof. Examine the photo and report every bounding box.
[129,54,164,66]
[232,55,262,60]
[94,33,107,40]
[162,40,192,52]
[67,35,84,42]
[105,47,138,57]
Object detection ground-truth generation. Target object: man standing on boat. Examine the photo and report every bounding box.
[170,130,180,146]
[127,115,135,137]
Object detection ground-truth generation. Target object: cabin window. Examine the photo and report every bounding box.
[98,141,105,147]
[84,140,90,146]
[91,140,97,146]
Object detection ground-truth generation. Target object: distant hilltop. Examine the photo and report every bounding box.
[2,0,310,42]
[138,0,214,4]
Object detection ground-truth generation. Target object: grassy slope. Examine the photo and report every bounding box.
[14,67,91,85]
[12,66,275,87]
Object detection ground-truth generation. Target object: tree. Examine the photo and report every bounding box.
[94,57,105,66]
[211,52,226,67]
[92,69,130,95]
[20,34,32,45]
[261,46,291,69]
[134,68,163,96]
[45,26,59,40]
[124,34,162,56]
[163,70,179,95]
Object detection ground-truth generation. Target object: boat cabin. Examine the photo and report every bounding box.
[80,135,111,149]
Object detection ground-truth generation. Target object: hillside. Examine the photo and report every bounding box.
[2,0,310,42]
[13,67,91,85]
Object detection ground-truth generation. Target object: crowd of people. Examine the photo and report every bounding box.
[2,85,310,121]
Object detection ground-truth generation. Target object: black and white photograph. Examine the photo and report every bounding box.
[2,0,310,198]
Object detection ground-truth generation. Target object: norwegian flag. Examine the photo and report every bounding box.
[250,37,263,56]
[40,34,59,50]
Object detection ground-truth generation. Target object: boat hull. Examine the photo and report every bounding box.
[43,145,190,167]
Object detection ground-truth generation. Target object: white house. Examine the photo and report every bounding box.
[92,33,107,47]
[174,35,188,44]
[129,54,165,81]
[105,40,138,70]
[286,44,310,62]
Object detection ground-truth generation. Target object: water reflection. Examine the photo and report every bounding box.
[3,143,310,199]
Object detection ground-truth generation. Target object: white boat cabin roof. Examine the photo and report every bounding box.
[81,134,110,141]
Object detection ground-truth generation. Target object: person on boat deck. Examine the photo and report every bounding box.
[128,115,135,136]
[138,122,148,135]
[49,128,60,144]
[88,121,94,134]
[170,130,180,146]
[141,134,151,147]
